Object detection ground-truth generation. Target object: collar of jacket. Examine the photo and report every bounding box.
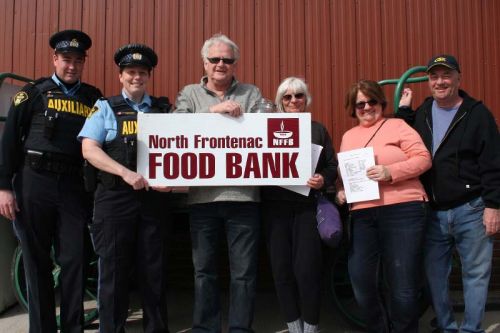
[200,76,239,96]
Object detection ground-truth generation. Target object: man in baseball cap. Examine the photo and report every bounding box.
[398,53,500,333]
[426,54,461,73]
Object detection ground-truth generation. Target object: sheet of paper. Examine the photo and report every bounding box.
[281,144,323,196]
[337,147,379,203]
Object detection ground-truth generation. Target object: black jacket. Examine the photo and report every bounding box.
[0,77,102,190]
[261,120,338,202]
[397,90,500,209]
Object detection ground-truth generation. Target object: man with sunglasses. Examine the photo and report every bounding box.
[175,33,262,333]
[398,55,500,333]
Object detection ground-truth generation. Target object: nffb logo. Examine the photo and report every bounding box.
[267,118,299,148]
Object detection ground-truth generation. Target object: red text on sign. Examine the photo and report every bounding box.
[226,152,299,178]
[149,152,215,179]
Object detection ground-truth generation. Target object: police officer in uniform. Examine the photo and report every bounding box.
[79,44,172,333]
[0,30,102,333]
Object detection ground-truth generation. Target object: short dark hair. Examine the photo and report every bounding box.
[118,66,152,75]
[345,80,387,117]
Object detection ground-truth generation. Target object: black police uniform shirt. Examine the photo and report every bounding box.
[0,73,102,190]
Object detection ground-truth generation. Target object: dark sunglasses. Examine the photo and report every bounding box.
[207,57,236,65]
[282,93,305,101]
[355,99,378,110]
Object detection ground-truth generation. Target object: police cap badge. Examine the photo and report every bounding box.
[114,44,158,70]
[49,29,92,55]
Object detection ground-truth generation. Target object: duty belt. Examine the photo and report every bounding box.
[24,150,82,175]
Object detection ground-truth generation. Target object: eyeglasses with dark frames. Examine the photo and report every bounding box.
[206,57,236,65]
[282,93,305,102]
[355,99,378,110]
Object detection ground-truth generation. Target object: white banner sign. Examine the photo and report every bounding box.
[137,113,311,186]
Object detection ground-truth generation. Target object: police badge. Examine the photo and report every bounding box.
[13,91,28,106]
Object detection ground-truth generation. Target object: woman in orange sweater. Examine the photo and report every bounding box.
[336,80,431,333]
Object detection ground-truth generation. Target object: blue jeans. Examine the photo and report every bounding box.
[425,197,493,333]
[348,201,426,333]
[189,202,260,333]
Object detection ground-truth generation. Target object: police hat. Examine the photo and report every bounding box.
[427,54,461,73]
[49,29,92,55]
[114,44,158,70]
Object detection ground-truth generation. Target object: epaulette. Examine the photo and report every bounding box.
[32,77,58,93]
[81,82,94,89]
[108,95,132,114]
[81,82,103,97]
[151,96,172,113]
[18,77,50,94]
[31,77,50,84]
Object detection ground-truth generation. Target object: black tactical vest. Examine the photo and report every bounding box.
[99,95,170,189]
[24,78,99,161]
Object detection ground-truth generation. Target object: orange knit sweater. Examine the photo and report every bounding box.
[339,117,432,210]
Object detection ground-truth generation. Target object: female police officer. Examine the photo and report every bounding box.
[78,44,172,333]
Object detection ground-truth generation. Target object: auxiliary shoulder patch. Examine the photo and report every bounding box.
[13,91,28,106]
[87,105,99,118]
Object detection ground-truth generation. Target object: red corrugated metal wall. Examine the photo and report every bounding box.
[1,0,499,289]
[1,0,499,148]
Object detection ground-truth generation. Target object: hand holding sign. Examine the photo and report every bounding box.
[209,100,242,117]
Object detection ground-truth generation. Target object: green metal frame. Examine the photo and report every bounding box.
[378,66,428,112]
[0,72,32,86]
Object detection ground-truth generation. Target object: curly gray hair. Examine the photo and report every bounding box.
[201,33,240,62]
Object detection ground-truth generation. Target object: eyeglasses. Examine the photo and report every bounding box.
[282,93,305,101]
[206,57,236,65]
[355,99,378,110]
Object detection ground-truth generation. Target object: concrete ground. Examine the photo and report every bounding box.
[1,289,500,333]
